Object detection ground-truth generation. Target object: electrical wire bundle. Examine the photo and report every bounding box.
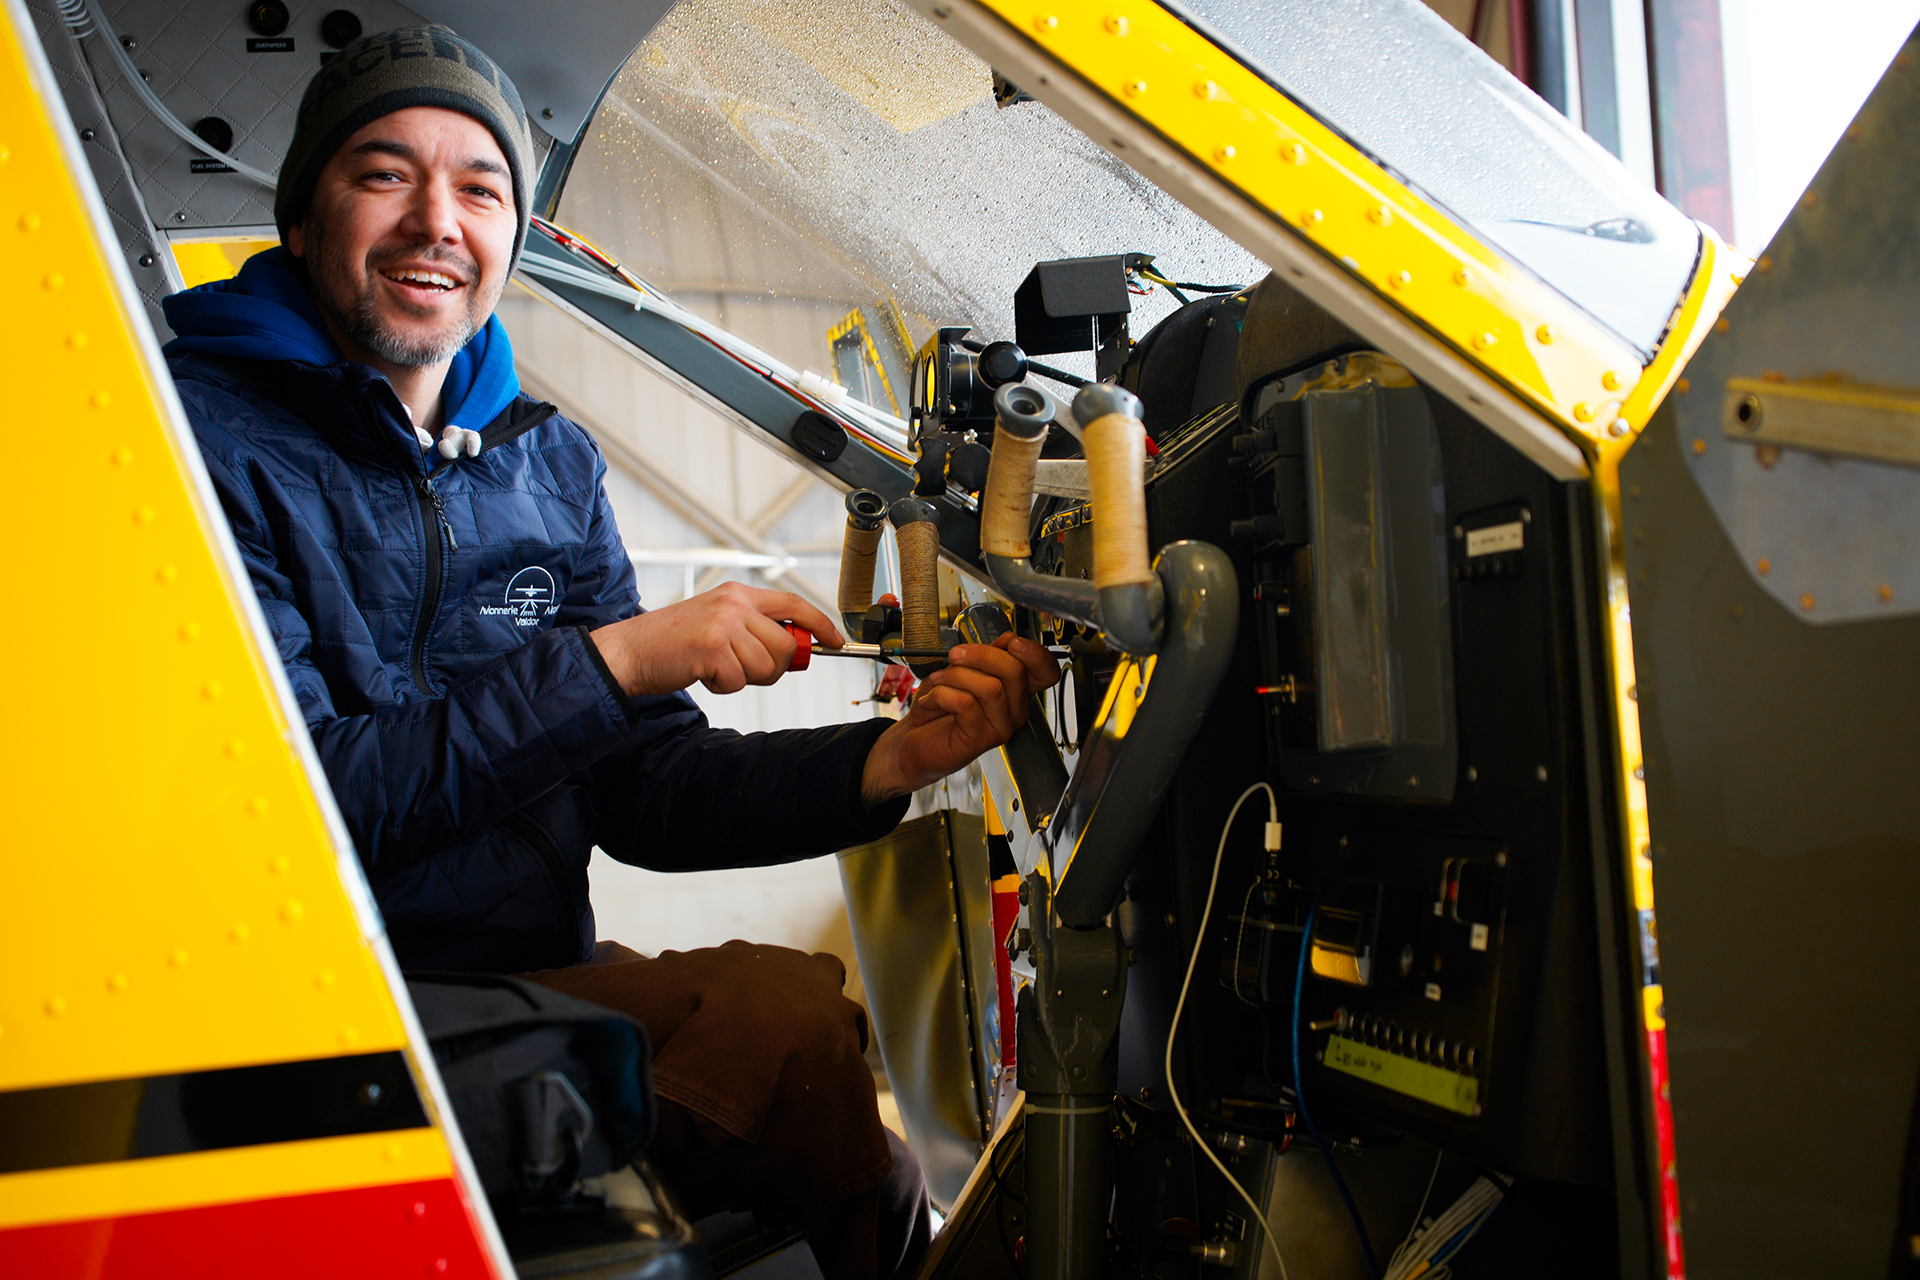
[1133,264,1245,306]
[519,217,919,467]
[67,0,278,189]
[1382,1173,1507,1280]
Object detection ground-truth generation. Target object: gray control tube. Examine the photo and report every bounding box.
[979,384,1166,651]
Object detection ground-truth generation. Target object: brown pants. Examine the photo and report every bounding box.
[522,940,931,1280]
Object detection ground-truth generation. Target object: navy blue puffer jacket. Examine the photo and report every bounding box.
[164,251,905,973]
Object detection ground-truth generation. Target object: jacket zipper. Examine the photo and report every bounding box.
[500,812,579,956]
[408,472,454,693]
[401,400,555,694]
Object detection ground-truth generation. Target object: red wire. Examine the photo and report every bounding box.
[528,217,915,465]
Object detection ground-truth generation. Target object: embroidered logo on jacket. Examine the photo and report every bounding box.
[481,566,558,627]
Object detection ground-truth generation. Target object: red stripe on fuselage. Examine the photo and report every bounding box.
[0,1177,497,1279]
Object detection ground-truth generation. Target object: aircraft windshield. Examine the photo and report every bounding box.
[1164,0,1700,355]
[553,0,1264,394]
[555,0,1698,400]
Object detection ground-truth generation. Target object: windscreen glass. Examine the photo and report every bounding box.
[555,0,1265,400]
[1164,0,1700,355]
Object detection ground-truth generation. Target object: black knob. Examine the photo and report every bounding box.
[246,0,290,37]
[947,441,991,494]
[977,341,1028,388]
[192,117,233,153]
[320,9,362,47]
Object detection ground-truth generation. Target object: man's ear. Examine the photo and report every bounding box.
[286,219,307,259]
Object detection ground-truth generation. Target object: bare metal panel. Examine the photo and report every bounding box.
[1673,26,1920,626]
[1622,26,1920,1276]
[838,810,998,1209]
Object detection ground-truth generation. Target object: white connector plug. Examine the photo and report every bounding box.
[797,369,849,408]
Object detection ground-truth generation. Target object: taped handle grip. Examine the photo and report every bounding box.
[837,489,887,621]
[889,498,942,663]
[981,383,1058,558]
[1075,384,1152,589]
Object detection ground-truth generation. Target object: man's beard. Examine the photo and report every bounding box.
[305,221,486,369]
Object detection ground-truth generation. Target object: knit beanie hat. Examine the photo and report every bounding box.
[275,26,536,269]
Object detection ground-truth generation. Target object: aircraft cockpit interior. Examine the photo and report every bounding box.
[3,1,1918,1279]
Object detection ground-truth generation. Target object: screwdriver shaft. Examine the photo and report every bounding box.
[809,642,1073,660]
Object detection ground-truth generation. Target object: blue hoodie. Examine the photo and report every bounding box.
[162,246,521,431]
[163,250,905,973]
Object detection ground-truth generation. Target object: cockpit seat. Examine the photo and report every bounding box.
[498,1161,818,1280]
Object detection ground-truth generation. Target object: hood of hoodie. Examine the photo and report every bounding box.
[161,246,520,431]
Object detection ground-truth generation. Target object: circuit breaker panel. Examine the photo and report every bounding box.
[1091,319,1620,1199]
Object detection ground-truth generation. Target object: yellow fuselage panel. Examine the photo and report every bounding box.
[971,0,1732,445]
[0,0,403,1091]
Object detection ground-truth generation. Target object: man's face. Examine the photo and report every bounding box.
[288,107,515,370]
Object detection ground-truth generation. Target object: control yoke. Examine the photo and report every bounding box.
[968,380,1239,1280]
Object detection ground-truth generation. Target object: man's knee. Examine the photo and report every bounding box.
[700,942,872,1081]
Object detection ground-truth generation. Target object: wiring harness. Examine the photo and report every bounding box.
[517,217,918,468]
[1383,1172,1508,1280]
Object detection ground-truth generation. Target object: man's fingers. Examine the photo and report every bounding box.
[701,648,748,695]
[945,642,1036,704]
[737,612,793,684]
[747,587,843,648]
[995,633,1064,691]
[919,663,1021,740]
[911,682,995,741]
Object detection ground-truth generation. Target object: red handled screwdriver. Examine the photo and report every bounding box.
[781,622,953,668]
[781,623,1070,668]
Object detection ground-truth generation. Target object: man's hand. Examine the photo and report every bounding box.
[590,583,843,697]
[859,634,1063,805]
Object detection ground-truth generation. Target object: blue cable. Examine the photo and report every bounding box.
[1293,907,1383,1280]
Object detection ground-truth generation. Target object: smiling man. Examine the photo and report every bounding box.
[161,26,1057,1280]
